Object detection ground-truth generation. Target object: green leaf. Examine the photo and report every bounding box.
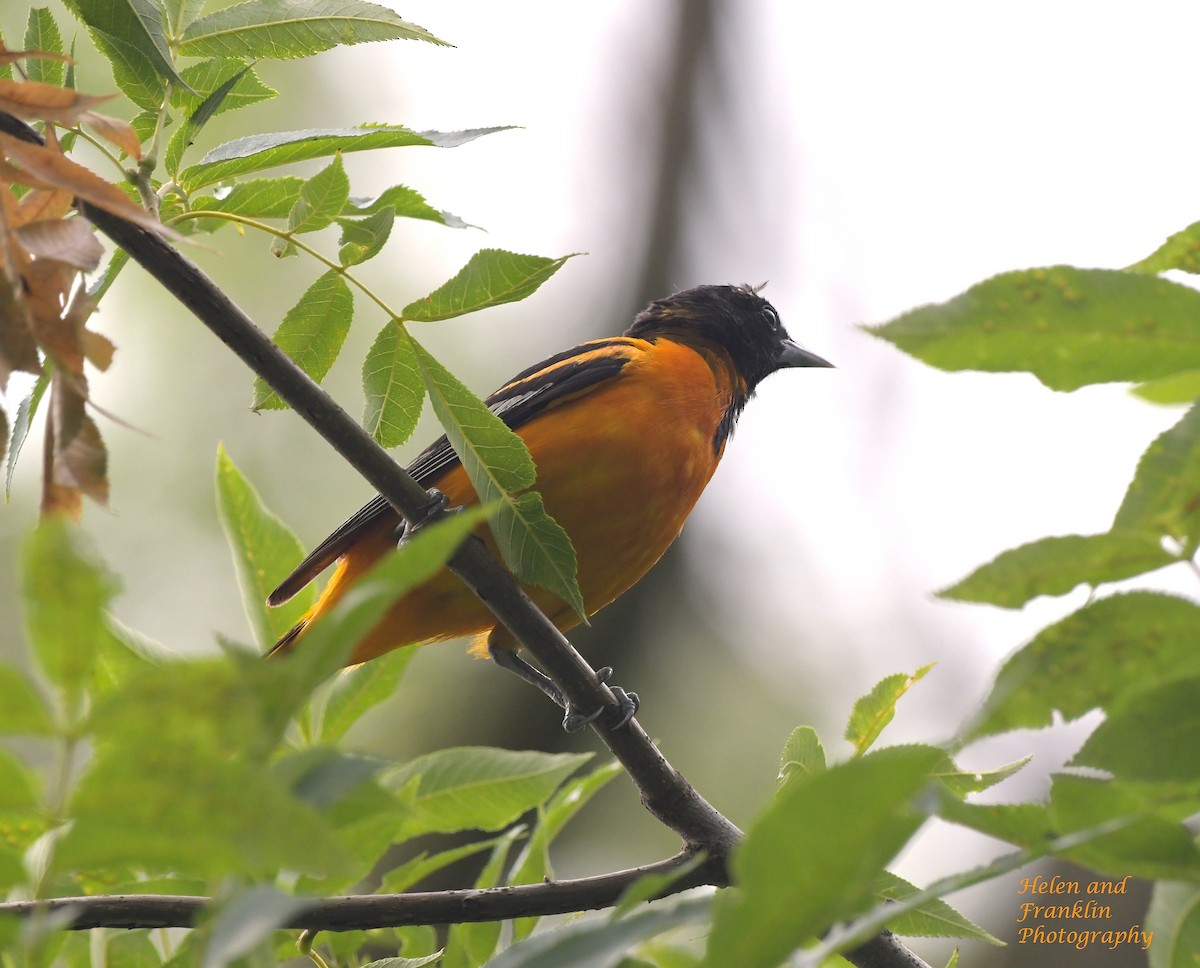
[1146,881,1200,968]
[1073,677,1200,782]
[361,320,424,447]
[185,176,305,228]
[444,826,524,968]
[1132,369,1200,405]
[92,616,177,696]
[21,518,117,713]
[129,109,157,144]
[875,871,1001,944]
[165,61,269,176]
[410,336,585,618]
[939,531,1177,608]
[172,58,276,118]
[200,886,313,968]
[402,249,577,322]
[285,153,350,236]
[24,9,66,86]
[105,932,160,968]
[163,0,206,39]
[936,798,1053,849]
[778,725,826,786]
[317,648,414,743]
[55,659,348,881]
[164,123,193,181]
[609,853,709,921]
[866,267,1200,391]
[179,0,449,60]
[483,895,712,968]
[361,956,445,968]
[215,444,315,649]
[971,592,1200,738]
[933,754,1029,798]
[338,206,394,266]
[5,372,48,500]
[1114,402,1200,553]
[62,0,188,90]
[1128,220,1200,275]
[0,665,54,735]
[92,27,167,110]
[181,126,510,189]
[499,492,586,620]
[1049,775,1200,880]
[273,747,384,811]
[0,747,40,812]
[704,745,943,968]
[252,271,353,410]
[509,757,622,885]
[509,758,624,941]
[283,504,498,731]
[380,835,512,893]
[89,248,131,302]
[381,747,591,840]
[844,665,932,756]
[345,184,468,228]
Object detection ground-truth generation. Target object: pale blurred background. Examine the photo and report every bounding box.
[2,2,1196,964]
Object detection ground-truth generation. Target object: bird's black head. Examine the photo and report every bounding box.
[624,284,832,390]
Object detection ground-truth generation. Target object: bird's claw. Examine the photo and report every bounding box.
[396,489,454,545]
[561,666,640,732]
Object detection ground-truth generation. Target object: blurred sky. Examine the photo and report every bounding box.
[2,2,1198,963]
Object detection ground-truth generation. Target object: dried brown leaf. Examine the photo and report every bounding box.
[0,132,171,237]
[0,79,113,125]
[17,187,73,225]
[0,43,74,68]
[54,409,107,505]
[82,112,142,161]
[41,383,81,518]
[81,329,115,372]
[0,311,41,393]
[15,218,103,271]
[23,258,81,375]
[48,372,107,508]
[0,220,41,391]
[0,158,52,193]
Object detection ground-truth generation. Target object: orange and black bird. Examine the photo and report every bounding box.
[267,283,832,727]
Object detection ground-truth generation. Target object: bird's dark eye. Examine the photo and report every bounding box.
[761,304,781,332]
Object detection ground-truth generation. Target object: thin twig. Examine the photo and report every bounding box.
[0,852,717,931]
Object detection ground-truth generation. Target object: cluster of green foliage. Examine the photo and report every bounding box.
[2,1,1200,967]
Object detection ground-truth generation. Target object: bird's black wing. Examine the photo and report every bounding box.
[267,338,639,605]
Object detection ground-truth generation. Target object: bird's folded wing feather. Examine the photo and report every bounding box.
[267,338,640,605]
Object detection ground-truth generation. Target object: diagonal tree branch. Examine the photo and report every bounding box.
[0,110,931,968]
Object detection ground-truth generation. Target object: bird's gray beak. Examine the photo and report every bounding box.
[777,338,834,369]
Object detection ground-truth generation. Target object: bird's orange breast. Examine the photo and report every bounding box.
[315,338,737,665]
